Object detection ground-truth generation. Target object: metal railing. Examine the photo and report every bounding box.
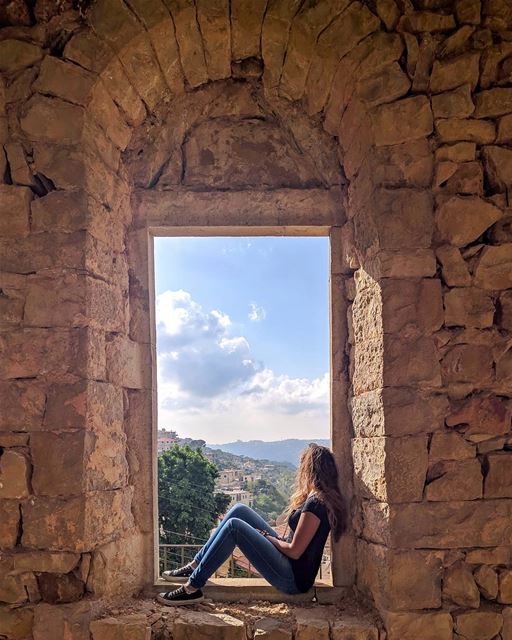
[159,544,330,580]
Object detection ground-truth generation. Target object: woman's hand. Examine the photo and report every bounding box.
[263,512,320,560]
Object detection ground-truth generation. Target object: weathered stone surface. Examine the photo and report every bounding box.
[435,161,483,195]
[33,601,94,640]
[363,499,512,548]
[22,488,134,551]
[0,606,33,639]
[13,551,79,573]
[356,62,410,108]
[33,56,96,105]
[0,500,20,549]
[231,0,267,61]
[358,540,442,610]
[430,52,480,92]
[447,395,510,438]
[368,249,437,278]
[351,387,448,437]
[498,113,512,143]
[398,10,456,32]
[475,88,512,118]
[295,609,330,640]
[444,288,495,328]
[441,344,493,386]
[429,432,475,462]
[37,571,85,604]
[183,119,324,189]
[31,430,128,496]
[500,570,512,604]
[436,118,496,144]
[456,0,481,24]
[105,335,148,389]
[482,146,512,190]
[485,453,512,498]
[436,245,472,286]
[0,380,46,431]
[90,614,151,639]
[436,195,502,247]
[432,84,475,119]
[98,57,147,127]
[371,96,433,146]
[0,184,31,238]
[454,611,503,640]
[466,548,512,564]
[352,435,428,502]
[426,458,482,501]
[372,188,433,249]
[474,565,498,600]
[474,244,512,289]
[436,142,476,163]
[20,95,84,144]
[330,617,378,640]
[372,139,433,188]
[195,1,230,82]
[383,611,452,640]
[173,610,246,640]
[500,291,512,331]
[166,0,208,88]
[443,561,480,608]
[0,39,43,73]
[254,616,292,640]
[0,450,29,499]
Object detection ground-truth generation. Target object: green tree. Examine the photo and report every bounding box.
[158,444,229,546]
[250,478,288,524]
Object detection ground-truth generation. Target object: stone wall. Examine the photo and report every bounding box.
[0,0,512,638]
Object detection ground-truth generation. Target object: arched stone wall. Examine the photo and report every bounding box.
[1,0,512,637]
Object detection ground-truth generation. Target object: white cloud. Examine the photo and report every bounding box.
[248,302,266,322]
[156,289,328,441]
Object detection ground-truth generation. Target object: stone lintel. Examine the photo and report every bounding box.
[132,187,345,230]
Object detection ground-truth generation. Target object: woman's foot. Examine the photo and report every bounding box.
[157,585,204,606]
[162,562,195,581]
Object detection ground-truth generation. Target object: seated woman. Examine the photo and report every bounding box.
[157,442,347,605]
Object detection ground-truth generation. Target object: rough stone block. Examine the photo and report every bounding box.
[0,500,20,549]
[499,291,512,331]
[429,432,475,462]
[173,610,246,640]
[498,113,512,143]
[31,430,128,496]
[0,380,46,431]
[443,561,480,608]
[444,288,495,328]
[294,608,330,640]
[441,344,494,386]
[474,565,498,600]
[383,611,452,640]
[435,161,483,195]
[20,95,84,144]
[447,395,510,438]
[372,139,434,188]
[22,488,134,551]
[356,62,410,108]
[364,499,512,549]
[352,435,428,502]
[33,55,96,105]
[436,118,495,144]
[482,146,512,190]
[90,614,151,639]
[0,606,34,639]
[0,39,43,73]
[357,539,442,610]
[430,51,480,92]
[436,195,502,247]
[426,458,483,501]
[372,188,433,249]
[330,617,378,640]
[432,84,475,119]
[105,335,149,389]
[0,184,31,238]
[351,387,448,437]
[33,601,94,640]
[436,142,476,163]
[13,551,79,574]
[436,245,472,286]
[0,450,29,499]
[485,453,512,498]
[475,88,512,118]
[454,611,503,640]
[474,244,512,289]
[500,570,512,604]
[0,327,105,381]
[383,334,441,387]
[369,249,437,278]
[371,96,433,146]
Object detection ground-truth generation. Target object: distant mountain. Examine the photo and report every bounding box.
[206,438,330,468]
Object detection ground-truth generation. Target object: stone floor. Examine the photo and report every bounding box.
[89,590,384,639]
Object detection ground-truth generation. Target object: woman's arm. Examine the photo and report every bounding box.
[264,512,320,560]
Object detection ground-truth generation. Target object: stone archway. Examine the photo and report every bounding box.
[1,0,512,637]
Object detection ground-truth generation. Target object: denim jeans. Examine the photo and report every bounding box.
[188,503,300,594]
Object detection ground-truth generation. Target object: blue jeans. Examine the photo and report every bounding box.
[188,503,300,594]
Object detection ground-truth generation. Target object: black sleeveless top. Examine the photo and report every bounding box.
[286,493,331,592]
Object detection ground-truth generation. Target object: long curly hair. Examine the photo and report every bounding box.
[286,443,347,542]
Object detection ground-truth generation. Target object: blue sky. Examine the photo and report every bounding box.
[154,236,330,443]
